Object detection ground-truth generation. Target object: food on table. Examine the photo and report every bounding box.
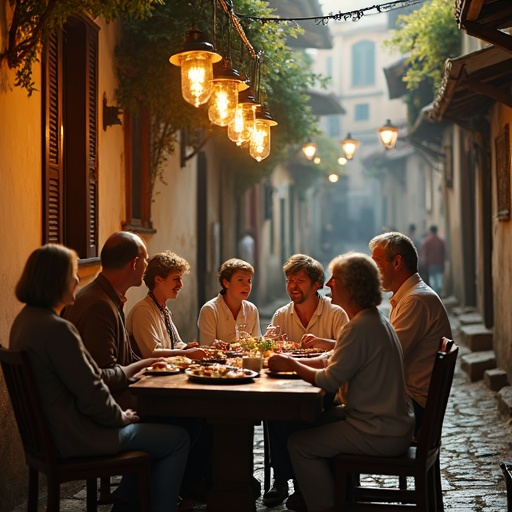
[165,356,192,369]
[146,361,179,372]
[187,364,250,379]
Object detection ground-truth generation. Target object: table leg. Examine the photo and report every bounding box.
[207,419,256,512]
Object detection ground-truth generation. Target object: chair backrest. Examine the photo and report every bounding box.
[0,347,59,467]
[416,337,458,459]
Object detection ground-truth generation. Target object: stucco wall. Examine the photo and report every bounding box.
[0,49,45,512]
[491,106,512,376]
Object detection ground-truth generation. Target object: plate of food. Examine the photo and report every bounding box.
[144,362,180,376]
[165,356,193,370]
[286,348,326,358]
[185,365,257,384]
[266,370,301,379]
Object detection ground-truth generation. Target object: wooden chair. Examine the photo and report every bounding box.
[332,338,458,511]
[0,347,152,512]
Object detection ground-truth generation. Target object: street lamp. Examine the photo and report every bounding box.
[302,143,317,160]
[378,119,399,149]
[341,133,360,160]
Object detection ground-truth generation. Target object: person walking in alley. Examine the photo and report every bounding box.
[420,225,446,296]
[369,232,452,435]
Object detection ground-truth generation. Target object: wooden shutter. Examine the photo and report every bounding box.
[63,16,99,259]
[42,31,64,244]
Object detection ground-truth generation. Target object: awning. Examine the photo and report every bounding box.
[266,0,333,49]
[456,0,512,53]
[427,45,512,128]
[384,57,409,99]
[305,90,345,116]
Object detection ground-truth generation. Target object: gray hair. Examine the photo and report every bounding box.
[329,252,382,308]
[368,232,418,273]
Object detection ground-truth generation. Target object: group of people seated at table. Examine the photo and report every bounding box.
[7,229,451,512]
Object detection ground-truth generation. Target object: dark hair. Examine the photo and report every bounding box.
[144,251,191,290]
[429,225,438,234]
[16,244,77,308]
[368,231,418,273]
[283,254,324,287]
[218,258,254,294]
[329,252,382,308]
[100,231,145,270]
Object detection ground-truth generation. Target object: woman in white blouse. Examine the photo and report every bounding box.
[197,258,261,345]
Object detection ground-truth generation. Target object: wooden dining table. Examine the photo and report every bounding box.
[130,370,325,512]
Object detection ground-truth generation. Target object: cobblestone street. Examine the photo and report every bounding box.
[10,315,512,511]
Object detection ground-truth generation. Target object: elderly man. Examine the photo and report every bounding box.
[269,252,414,512]
[369,231,452,434]
[64,231,155,408]
[263,254,349,510]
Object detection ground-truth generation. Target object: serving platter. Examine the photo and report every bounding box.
[144,365,180,376]
[266,370,301,379]
[185,367,257,384]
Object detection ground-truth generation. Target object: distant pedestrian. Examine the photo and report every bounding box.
[420,225,446,296]
[238,227,255,267]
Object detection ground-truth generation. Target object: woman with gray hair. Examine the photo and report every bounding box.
[268,252,414,512]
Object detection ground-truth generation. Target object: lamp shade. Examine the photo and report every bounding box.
[302,143,317,160]
[249,105,277,162]
[341,133,360,160]
[378,119,399,149]
[169,28,222,107]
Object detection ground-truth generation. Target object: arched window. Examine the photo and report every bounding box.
[351,40,375,87]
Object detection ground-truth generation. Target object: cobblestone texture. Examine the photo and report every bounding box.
[10,325,512,511]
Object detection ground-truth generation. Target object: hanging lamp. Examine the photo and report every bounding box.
[169,28,222,107]
[227,88,259,146]
[250,105,277,162]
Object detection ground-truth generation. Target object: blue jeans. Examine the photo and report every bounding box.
[116,422,190,512]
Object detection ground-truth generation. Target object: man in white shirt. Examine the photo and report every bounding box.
[369,232,452,435]
[263,254,349,510]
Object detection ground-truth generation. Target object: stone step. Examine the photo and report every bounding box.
[484,368,509,392]
[497,386,512,418]
[459,324,493,351]
[458,311,483,326]
[460,350,496,382]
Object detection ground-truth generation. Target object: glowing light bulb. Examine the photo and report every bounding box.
[250,120,271,162]
[228,103,255,145]
[180,53,214,107]
[208,81,238,126]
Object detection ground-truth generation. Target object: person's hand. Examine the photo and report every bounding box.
[125,358,166,378]
[301,334,335,351]
[268,354,294,372]
[121,409,140,425]
[186,348,207,360]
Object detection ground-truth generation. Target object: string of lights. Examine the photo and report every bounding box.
[235,0,424,25]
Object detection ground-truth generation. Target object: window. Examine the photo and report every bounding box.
[327,116,341,137]
[326,56,333,79]
[43,16,99,259]
[351,41,375,87]
[123,107,154,232]
[354,103,370,121]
